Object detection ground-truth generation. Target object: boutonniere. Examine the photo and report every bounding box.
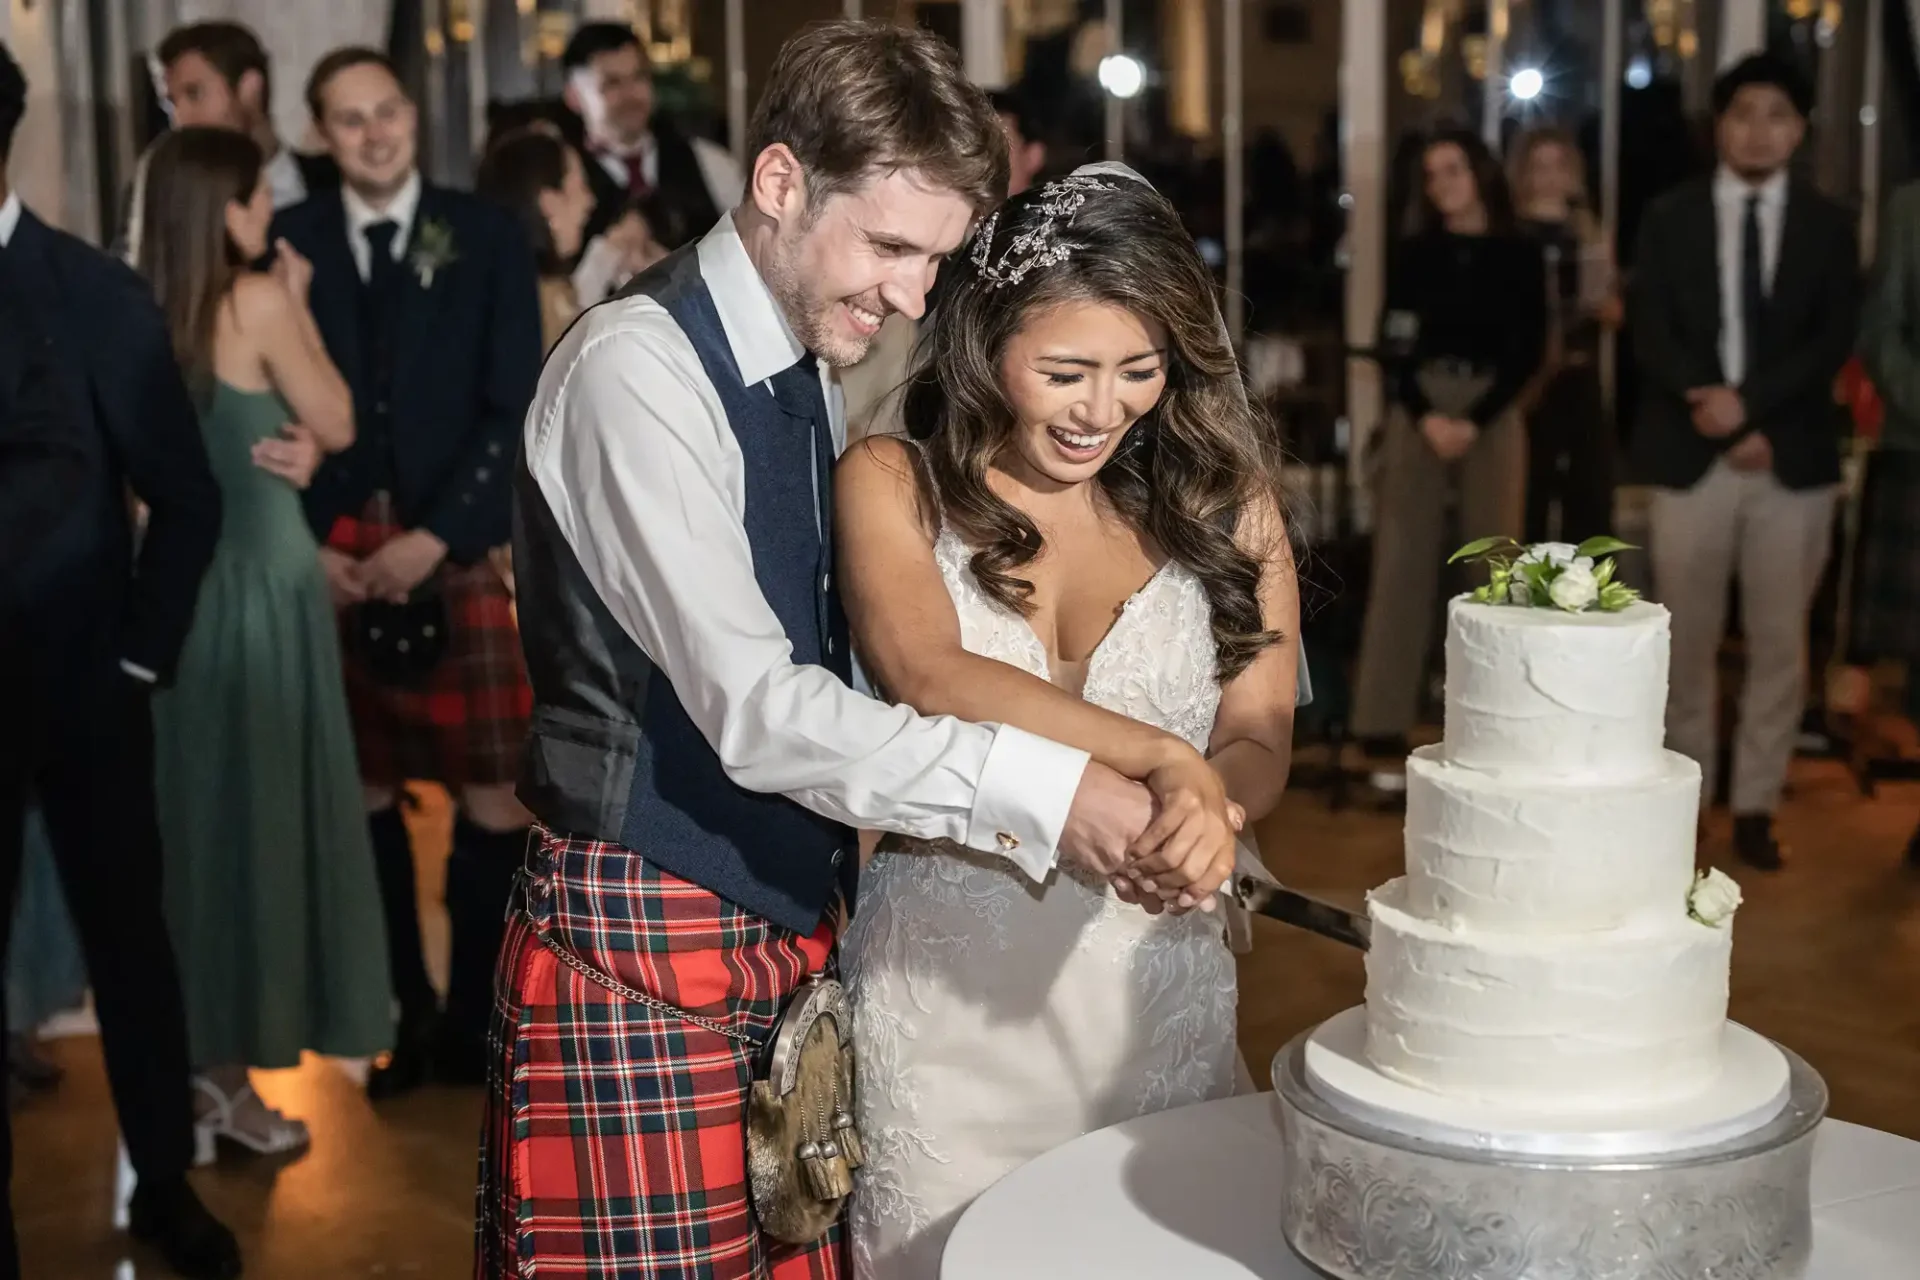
[410,218,458,288]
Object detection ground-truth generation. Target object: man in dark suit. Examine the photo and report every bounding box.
[0,270,88,574]
[273,47,542,1098]
[560,22,741,259]
[1630,54,1860,871]
[0,43,240,1280]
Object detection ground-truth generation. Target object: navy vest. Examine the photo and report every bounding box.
[513,245,854,934]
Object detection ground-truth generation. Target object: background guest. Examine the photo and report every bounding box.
[136,125,393,1162]
[157,21,339,211]
[475,126,610,351]
[1510,125,1618,543]
[1631,54,1859,871]
[560,21,740,266]
[272,47,542,1097]
[1854,177,1920,869]
[0,42,239,1280]
[1350,128,1545,769]
[0,267,89,1110]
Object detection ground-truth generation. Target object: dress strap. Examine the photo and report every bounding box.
[892,434,947,539]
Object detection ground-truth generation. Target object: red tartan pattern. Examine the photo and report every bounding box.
[329,494,531,788]
[477,827,844,1279]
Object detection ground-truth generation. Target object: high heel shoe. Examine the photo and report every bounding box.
[192,1074,310,1166]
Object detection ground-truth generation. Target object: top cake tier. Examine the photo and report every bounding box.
[1444,597,1670,780]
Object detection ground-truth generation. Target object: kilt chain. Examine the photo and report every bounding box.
[531,923,759,1045]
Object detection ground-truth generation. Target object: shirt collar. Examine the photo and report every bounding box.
[0,191,19,248]
[264,146,307,210]
[696,211,807,388]
[1713,165,1789,209]
[343,169,423,243]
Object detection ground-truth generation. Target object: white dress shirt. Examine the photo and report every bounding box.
[1713,165,1788,388]
[593,134,746,212]
[343,170,423,282]
[524,213,1091,880]
[264,145,309,211]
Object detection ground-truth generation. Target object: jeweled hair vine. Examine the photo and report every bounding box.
[903,165,1290,682]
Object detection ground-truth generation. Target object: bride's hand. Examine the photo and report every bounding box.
[1125,752,1243,913]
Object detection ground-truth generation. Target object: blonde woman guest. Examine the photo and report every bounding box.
[1510,126,1619,543]
[135,126,393,1160]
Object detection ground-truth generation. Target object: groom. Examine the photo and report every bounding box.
[485,19,1219,1278]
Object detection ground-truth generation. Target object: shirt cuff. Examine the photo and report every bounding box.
[120,660,158,683]
[963,724,1090,882]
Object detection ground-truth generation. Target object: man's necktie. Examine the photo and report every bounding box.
[364,219,401,294]
[1741,194,1766,376]
[771,353,846,675]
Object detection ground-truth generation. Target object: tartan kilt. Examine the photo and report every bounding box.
[328,494,531,789]
[477,826,845,1279]
[1850,448,1920,662]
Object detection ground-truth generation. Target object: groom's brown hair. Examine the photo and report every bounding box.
[747,20,1008,217]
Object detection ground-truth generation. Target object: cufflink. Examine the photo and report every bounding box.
[996,832,1021,852]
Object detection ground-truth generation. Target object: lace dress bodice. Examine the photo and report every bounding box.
[842,525,1241,1279]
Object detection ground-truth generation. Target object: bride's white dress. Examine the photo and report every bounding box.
[842,527,1242,1279]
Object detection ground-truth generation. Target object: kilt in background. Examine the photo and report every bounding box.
[327,494,531,789]
[1850,448,1920,663]
[477,827,843,1279]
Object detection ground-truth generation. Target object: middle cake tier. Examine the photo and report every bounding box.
[1405,745,1703,934]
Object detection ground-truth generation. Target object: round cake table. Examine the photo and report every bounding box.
[941,1093,1920,1279]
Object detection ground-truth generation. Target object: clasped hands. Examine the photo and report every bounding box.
[318,529,449,607]
[1686,386,1772,472]
[1059,748,1241,917]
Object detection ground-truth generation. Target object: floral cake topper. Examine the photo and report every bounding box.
[1447,536,1642,614]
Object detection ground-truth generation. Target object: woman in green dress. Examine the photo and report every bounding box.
[133,126,392,1161]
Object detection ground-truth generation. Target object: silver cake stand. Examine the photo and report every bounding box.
[1271,1024,1828,1280]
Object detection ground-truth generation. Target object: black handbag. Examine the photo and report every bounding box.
[350,590,450,687]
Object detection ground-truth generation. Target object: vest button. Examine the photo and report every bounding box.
[826,638,836,655]
[822,573,831,592]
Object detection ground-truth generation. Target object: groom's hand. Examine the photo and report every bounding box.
[1058,762,1155,881]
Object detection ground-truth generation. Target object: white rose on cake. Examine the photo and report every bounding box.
[1547,562,1600,612]
[1517,542,1594,572]
[1687,868,1743,928]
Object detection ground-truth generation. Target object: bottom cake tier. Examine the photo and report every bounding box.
[1364,878,1733,1111]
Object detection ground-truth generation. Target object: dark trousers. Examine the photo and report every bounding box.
[0,659,195,1272]
[1524,362,1616,544]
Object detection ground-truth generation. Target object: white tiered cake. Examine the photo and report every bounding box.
[1365,598,1726,1111]
[1304,592,1787,1152]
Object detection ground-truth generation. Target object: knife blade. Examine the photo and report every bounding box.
[1231,873,1372,951]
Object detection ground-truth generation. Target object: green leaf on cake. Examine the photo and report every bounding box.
[1597,580,1641,612]
[1574,536,1638,559]
[1448,536,1517,564]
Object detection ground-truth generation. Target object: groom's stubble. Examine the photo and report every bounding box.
[760,214,883,371]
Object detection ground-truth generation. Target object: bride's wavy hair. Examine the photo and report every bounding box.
[901,175,1286,681]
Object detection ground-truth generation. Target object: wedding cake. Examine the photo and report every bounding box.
[1357,550,1749,1118]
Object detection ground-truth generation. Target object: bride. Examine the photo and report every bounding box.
[837,167,1301,1278]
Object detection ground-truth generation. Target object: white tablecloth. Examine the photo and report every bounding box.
[942,1093,1920,1279]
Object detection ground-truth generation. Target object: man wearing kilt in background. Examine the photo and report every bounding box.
[483,20,1165,1278]
[275,48,544,1096]
[1856,178,1920,869]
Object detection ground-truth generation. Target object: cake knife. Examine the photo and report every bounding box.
[1231,871,1372,952]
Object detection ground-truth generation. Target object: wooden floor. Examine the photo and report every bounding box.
[13,752,1920,1278]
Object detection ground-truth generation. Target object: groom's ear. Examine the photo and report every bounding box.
[748,143,808,227]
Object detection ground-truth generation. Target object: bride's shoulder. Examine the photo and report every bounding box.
[836,433,940,538]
